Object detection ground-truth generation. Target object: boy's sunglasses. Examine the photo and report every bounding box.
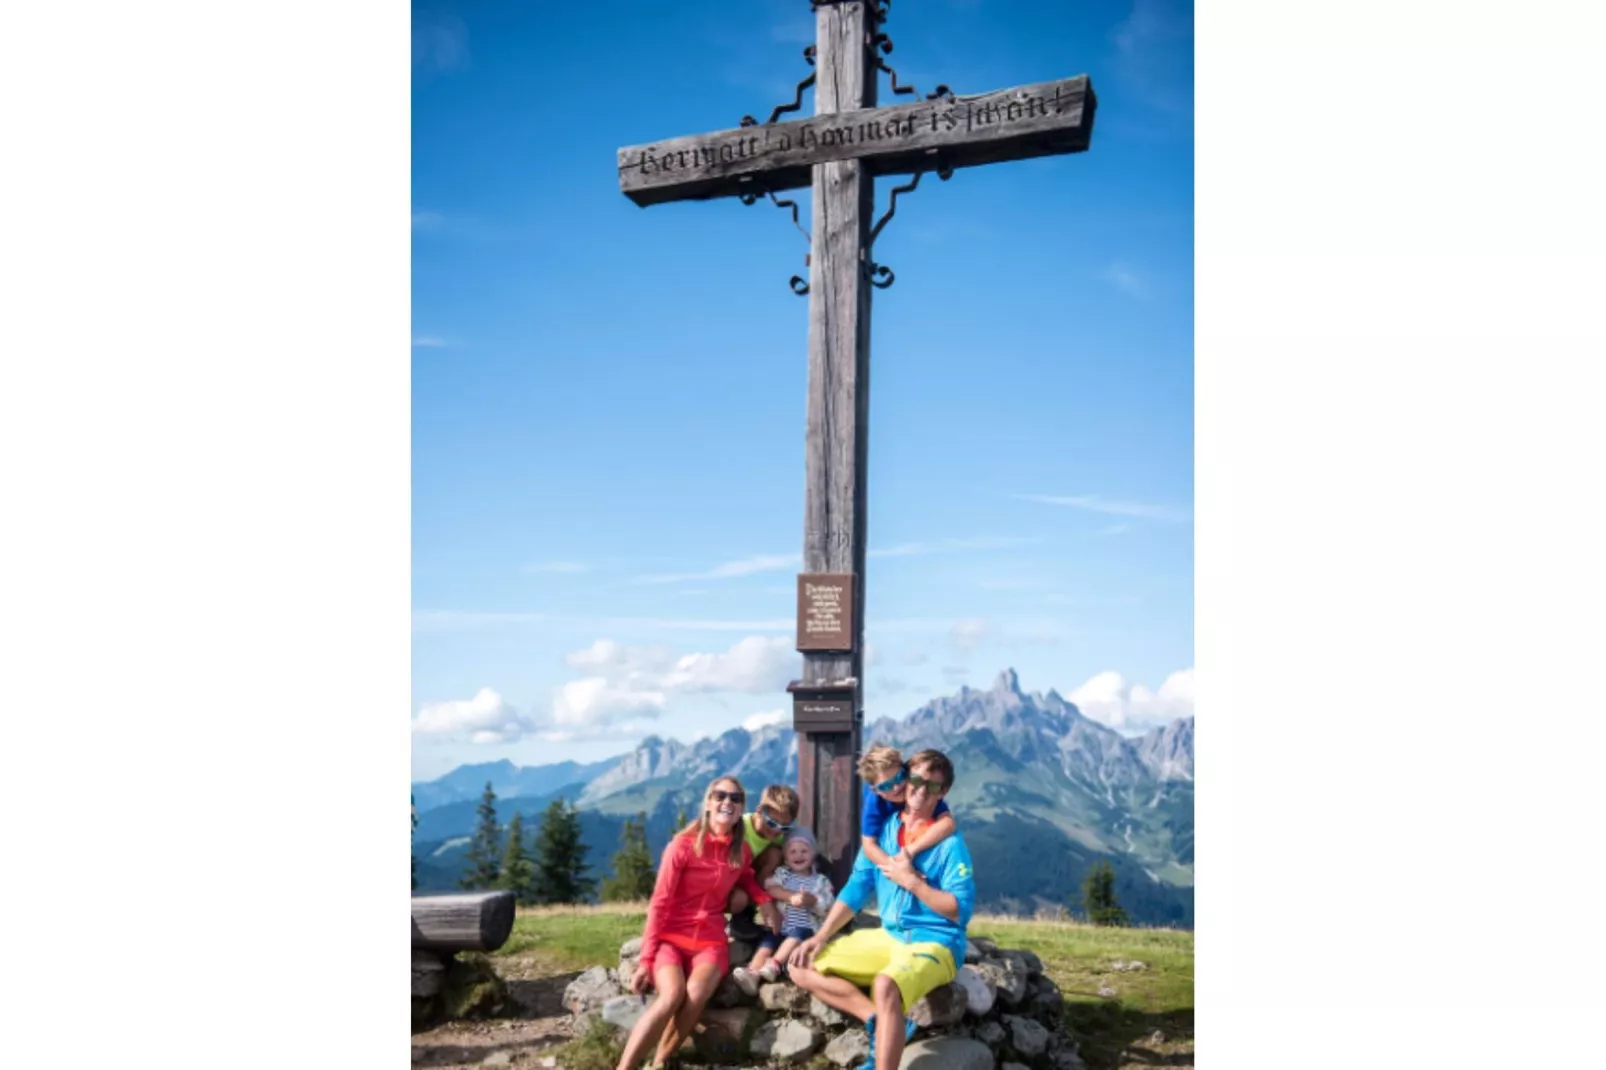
[760,809,793,833]
[906,773,947,794]
[871,767,908,794]
[709,790,745,804]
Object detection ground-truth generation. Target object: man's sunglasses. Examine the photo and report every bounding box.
[759,809,794,833]
[906,773,947,794]
[709,790,745,805]
[871,767,908,794]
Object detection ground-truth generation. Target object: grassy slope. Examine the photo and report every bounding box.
[492,904,1194,1069]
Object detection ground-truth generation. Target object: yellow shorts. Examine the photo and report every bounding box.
[813,927,957,1012]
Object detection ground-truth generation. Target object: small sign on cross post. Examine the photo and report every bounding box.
[616,0,1096,889]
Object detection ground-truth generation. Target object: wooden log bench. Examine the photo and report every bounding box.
[412,890,516,953]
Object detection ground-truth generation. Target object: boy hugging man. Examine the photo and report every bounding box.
[859,744,956,866]
[727,783,800,941]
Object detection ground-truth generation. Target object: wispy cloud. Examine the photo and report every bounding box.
[870,535,1041,558]
[412,210,446,231]
[1100,262,1149,299]
[596,617,794,633]
[523,561,588,575]
[637,553,799,585]
[412,336,449,348]
[413,10,470,74]
[412,610,545,633]
[1107,0,1192,118]
[1016,494,1190,523]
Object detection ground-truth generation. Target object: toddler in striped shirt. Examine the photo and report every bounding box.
[731,826,835,995]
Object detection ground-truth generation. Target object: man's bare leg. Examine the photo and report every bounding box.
[789,965,875,1024]
[872,975,908,1070]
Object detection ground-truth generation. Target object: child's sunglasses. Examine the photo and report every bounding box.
[760,809,793,833]
[871,767,908,794]
[709,790,745,804]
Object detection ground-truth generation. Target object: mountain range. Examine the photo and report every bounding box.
[411,669,1194,927]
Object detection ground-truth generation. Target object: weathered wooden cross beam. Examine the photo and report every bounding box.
[616,0,1096,889]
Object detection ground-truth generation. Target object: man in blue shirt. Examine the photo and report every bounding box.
[788,749,976,1070]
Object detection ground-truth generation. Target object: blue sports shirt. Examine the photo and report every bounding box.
[838,811,976,963]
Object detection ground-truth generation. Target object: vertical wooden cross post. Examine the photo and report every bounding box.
[616,0,1096,888]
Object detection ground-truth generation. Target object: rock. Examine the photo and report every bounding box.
[1108,960,1148,972]
[1025,976,1064,1023]
[1003,1015,1050,1058]
[618,937,642,978]
[975,1020,1007,1049]
[970,937,999,956]
[539,1058,557,1069]
[619,937,643,957]
[412,950,447,998]
[954,965,996,1018]
[562,966,620,1016]
[710,971,754,1009]
[759,981,812,1014]
[825,1029,872,1067]
[900,1036,996,1070]
[1096,983,1117,998]
[1002,1063,1031,1070]
[600,994,651,1033]
[810,996,850,1027]
[1149,1029,1166,1045]
[964,940,983,964]
[752,1018,822,1062]
[1017,949,1044,976]
[1052,1052,1086,1070]
[728,937,756,970]
[482,1054,513,1068]
[975,958,1028,1005]
[694,1006,762,1061]
[909,982,969,1029]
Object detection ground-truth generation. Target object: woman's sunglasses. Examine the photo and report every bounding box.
[871,767,908,794]
[709,790,745,805]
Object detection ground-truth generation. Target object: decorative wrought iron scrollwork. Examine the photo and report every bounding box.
[738,184,813,295]
[868,263,895,289]
[790,275,810,296]
[926,84,955,103]
[741,45,817,127]
[871,33,918,99]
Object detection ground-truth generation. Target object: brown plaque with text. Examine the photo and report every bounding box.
[796,572,855,652]
[793,696,855,733]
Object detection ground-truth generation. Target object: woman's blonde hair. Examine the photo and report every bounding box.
[679,774,748,868]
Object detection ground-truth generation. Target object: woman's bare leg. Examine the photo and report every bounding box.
[615,964,685,1070]
[654,960,723,1066]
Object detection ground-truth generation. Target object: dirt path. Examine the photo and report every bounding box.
[412,958,579,1069]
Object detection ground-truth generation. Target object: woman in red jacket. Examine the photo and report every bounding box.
[616,775,782,1070]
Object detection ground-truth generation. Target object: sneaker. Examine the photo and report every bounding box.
[756,962,781,984]
[865,1013,919,1050]
[731,966,760,997]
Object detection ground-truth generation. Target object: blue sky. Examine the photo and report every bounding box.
[411,0,1194,781]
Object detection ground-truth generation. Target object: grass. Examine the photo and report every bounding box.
[505,903,1193,1070]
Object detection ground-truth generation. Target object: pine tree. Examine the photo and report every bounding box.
[496,812,539,904]
[601,812,657,902]
[411,792,419,892]
[1080,859,1129,927]
[532,798,596,904]
[460,782,503,890]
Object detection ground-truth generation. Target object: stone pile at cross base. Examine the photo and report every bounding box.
[562,921,1086,1070]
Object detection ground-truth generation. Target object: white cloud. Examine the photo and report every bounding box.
[412,610,544,632]
[564,638,674,686]
[637,553,799,585]
[661,635,796,694]
[869,535,1040,558]
[523,561,587,574]
[950,619,989,654]
[412,335,449,348]
[412,210,445,231]
[412,688,534,743]
[742,708,788,732]
[1069,668,1194,730]
[596,617,794,633]
[1016,493,1190,523]
[413,11,469,74]
[551,677,667,727]
[1100,262,1149,299]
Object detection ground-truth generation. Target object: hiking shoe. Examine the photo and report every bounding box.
[865,1012,919,1049]
[730,967,760,997]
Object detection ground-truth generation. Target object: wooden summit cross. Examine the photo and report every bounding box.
[616,0,1096,887]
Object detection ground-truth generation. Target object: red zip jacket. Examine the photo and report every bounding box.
[639,828,772,973]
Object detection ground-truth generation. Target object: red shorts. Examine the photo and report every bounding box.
[653,939,729,976]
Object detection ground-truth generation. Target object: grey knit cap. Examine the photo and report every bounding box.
[783,826,818,853]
